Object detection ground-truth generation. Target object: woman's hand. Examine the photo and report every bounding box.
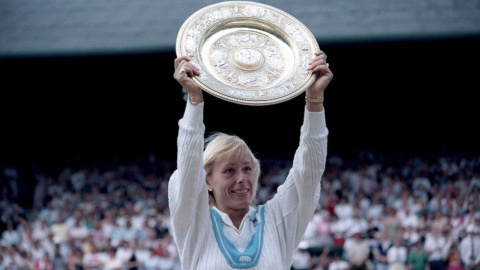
[174,56,203,103]
[305,50,333,111]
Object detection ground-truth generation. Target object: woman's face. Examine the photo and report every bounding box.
[207,153,255,214]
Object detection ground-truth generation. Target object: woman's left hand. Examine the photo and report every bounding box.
[306,50,333,98]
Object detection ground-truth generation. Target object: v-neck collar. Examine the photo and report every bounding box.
[212,206,257,233]
[210,205,265,269]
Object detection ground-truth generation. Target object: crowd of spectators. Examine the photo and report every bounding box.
[1,149,480,270]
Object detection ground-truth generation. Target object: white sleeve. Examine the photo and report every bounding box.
[168,101,209,252]
[265,107,328,253]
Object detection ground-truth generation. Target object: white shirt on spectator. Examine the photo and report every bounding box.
[459,234,480,266]
[387,245,407,264]
[134,247,151,265]
[83,251,107,269]
[1,228,20,247]
[68,224,89,241]
[115,245,134,263]
[328,259,350,270]
[397,211,419,228]
[424,233,446,261]
[334,202,353,220]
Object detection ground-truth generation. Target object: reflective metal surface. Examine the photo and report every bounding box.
[176,1,319,106]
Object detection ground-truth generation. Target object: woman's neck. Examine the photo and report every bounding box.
[218,207,249,229]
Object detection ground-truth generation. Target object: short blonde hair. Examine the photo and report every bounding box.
[203,132,261,206]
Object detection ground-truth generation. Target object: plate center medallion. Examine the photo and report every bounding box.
[231,48,264,71]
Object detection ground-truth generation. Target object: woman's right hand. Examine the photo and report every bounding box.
[174,56,203,103]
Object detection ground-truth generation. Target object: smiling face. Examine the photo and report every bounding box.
[203,133,260,216]
[207,154,255,214]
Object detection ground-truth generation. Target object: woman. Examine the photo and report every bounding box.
[168,50,333,269]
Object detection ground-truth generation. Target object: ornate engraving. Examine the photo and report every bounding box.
[209,32,284,89]
[176,1,319,105]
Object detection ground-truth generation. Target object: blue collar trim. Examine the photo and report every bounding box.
[209,205,265,269]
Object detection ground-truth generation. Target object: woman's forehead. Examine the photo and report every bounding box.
[216,155,252,167]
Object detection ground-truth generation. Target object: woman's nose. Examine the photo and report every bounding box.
[236,172,246,183]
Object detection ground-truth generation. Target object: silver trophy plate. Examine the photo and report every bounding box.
[176,1,319,106]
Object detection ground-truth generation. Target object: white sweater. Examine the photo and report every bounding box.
[168,101,328,270]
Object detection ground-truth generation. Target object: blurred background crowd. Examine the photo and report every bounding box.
[1,149,479,270]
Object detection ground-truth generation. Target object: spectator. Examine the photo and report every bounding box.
[103,246,123,270]
[386,236,407,270]
[90,220,108,250]
[315,210,334,249]
[335,196,354,221]
[66,246,84,270]
[382,207,402,239]
[373,230,392,270]
[133,241,151,268]
[34,252,54,270]
[397,206,419,230]
[459,223,480,270]
[345,228,370,270]
[32,218,51,241]
[115,240,135,266]
[82,243,106,270]
[344,207,369,238]
[100,209,117,240]
[450,210,465,240]
[425,225,448,270]
[1,222,21,247]
[50,213,69,244]
[51,243,69,270]
[446,243,463,270]
[402,226,420,247]
[367,192,385,221]
[291,241,313,270]
[122,219,138,243]
[407,237,429,270]
[328,250,350,270]
[68,218,90,246]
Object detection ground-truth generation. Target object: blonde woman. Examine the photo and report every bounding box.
[169,50,333,269]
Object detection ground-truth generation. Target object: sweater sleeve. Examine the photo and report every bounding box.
[167,101,209,252]
[265,106,328,258]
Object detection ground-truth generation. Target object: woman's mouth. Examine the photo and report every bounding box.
[232,189,249,194]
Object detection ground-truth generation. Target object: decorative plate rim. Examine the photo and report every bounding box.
[176,1,319,106]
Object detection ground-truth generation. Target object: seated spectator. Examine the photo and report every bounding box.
[407,237,429,270]
[316,210,334,249]
[459,217,480,270]
[382,207,402,239]
[291,241,313,270]
[68,218,90,247]
[344,207,369,238]
[402,226,420,247]
[32,218,50,241]
[82,243,107,270]
[50,214,69,244]
[334,197,354,221]
[373,230,392,270]
[425,225,448,270]
[115,240,135,265]
[1,222,21,247]
[103,246,122,270]
[345,227,370,270]
[328,250,350,270]
[133,241,151,267]
[386,236,407,270]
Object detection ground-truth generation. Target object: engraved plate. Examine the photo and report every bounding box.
[176,1,319,106]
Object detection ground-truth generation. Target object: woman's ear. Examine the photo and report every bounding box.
[206,176,212,191]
